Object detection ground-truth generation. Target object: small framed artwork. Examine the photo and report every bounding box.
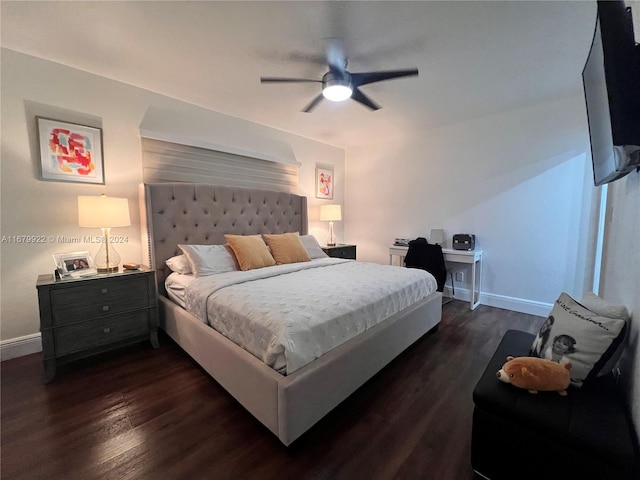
[53,251,97,278]
[37,117,105,185]
[316,166,334,199]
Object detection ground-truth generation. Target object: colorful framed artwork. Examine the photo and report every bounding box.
[37,117,105,184]
[316,166,334,199]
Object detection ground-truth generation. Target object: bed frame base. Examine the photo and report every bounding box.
[160,291,442,445]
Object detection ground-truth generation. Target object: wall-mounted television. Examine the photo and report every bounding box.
[582,1,640,186]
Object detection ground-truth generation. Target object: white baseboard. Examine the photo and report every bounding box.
[444,286,551,317]
[1,333,42,361]
[479,292,551,317]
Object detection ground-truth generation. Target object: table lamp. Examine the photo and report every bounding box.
[320,204,342,246]
[430,229,445,246]
[78,194,131,273]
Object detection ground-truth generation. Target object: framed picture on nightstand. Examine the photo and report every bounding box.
[53,251,96,277]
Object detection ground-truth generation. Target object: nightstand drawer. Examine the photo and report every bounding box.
[330,246,354,259]
[54,310,150,355]
[51,277,148,309]
[322,244,357,260]
[52,295,150,326]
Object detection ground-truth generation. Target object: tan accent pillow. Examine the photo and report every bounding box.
[262,232,311,265]
[224,234,276,271]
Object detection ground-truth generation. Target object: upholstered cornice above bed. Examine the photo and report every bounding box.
[140,138,299,193]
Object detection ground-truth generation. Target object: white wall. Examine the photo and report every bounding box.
[0,49,345,349]
[599,171,640,440]
[346,95,597,315]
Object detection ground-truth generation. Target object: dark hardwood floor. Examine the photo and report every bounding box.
[1,300,543,480]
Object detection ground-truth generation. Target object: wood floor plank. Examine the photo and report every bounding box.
[1,300,543,480]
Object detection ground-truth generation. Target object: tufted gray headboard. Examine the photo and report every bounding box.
[139,183,308,295]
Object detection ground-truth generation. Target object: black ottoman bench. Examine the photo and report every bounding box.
[472,329,639,480]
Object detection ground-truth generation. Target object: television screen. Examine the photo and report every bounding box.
[582,1,640,186]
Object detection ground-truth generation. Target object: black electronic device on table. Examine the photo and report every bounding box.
[453,234,475,251]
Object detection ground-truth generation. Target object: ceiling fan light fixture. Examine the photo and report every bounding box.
[322,84,352,102]
[322,72,352,102]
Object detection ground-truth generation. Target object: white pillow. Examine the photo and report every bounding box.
[580,292,629,377]
[165,254,192,275]
[178,244,238,277]
[580,292,630,320]
[300,235,328,259]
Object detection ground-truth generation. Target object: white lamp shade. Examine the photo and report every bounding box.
[430,229,445,245]
[320,204,342,222]
[78,195,131,228]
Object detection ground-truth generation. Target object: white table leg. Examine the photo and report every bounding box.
[470,256,482,310]
[471,260,476,310]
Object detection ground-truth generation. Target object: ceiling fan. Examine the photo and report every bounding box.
[260,41,419,112]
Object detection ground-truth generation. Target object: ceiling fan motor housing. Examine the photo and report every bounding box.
[322,71,353,101]
[323,71,352,88]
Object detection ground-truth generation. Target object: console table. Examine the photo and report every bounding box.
[389,245,483,310]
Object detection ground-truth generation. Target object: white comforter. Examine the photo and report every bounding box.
[184,258,437,375]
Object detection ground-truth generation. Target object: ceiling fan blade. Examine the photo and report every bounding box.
[351,87,381,111]
[302,93,325,113]
[351,68,419,87]
[260,77,321,83]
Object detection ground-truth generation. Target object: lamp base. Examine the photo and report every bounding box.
[327,220,337,248]
[95,227,121,274]
[97,266,119,274]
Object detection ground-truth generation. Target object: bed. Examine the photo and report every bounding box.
[140,182,442,445]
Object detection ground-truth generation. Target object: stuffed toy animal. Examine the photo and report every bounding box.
[497,356,572,396]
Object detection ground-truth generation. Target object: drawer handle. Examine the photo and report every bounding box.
[102,305,110,312]
[101,288,108,294]
[103,328,111,334]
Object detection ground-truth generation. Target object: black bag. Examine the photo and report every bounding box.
[404,237,447,292]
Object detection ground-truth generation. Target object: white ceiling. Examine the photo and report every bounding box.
[1,1,602,148]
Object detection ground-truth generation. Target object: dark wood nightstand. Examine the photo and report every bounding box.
[36,268,159,383]
[321,244,357,260]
